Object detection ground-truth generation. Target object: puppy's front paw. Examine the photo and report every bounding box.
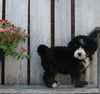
[82,81,88,85]
[52,82,58,88]
[45,81,58,88]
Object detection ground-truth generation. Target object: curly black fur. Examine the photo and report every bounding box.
[37,35,97,88]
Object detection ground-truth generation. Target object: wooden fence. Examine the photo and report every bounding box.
[0,0,100,94]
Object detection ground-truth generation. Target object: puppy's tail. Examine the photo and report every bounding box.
[37,44,49,56]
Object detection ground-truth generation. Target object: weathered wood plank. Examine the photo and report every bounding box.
[55,0,71,46]
[0,85,98,94]
[0,0,2,19]
[75,0,100,85]
[97,33,100,94]
[5,0,28,84]
[75,0,100,36]
[30,0,51,84]
[0,0,2,85]
[55,0,71,84]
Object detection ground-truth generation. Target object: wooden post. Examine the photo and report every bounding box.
[92,27,100,94]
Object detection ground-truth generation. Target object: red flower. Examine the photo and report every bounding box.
[21,47,28,53]
[12,24,15,27]
[3,37,6,41]
[9,35,14,39]
[0,20,8,24]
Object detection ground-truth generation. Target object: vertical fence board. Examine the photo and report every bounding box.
[0,0,2,85]
[0,0,2,19]
[97,33,100,93]
[5,0,28,84]
[75,0,100,85]
[55,0,71,46]
[30,0,51,84]
[55,0,71,84]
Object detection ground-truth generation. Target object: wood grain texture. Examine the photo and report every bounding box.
[75,0,100,36]
[5,0,28,84]
[30,0,51,84]
[55,0,71,46]
[0,0,2,85]
[0,0,2,19]
[55,0,71,84]
[97,33,100,93]
[0,84,98,93]
[75,0,100,85]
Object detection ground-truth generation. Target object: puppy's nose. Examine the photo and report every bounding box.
[78,53,82,57]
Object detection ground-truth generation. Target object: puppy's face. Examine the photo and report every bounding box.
[74,46,86,60]
[68,36,97,60]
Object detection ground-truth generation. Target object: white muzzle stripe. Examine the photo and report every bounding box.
[74,47,86,60]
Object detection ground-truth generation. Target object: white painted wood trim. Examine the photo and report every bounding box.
[30,0,51,84]
[5,0,28,84]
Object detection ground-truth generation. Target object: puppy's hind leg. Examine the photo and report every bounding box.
[43,72,58,88]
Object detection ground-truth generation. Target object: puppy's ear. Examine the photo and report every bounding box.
[68,38,75,47]
[68,38,77,54]
[88,39,97,54]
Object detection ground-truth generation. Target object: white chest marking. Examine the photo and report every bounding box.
[83,58,90,68]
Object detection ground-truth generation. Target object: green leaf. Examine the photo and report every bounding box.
[6,51,11,56]
[21,56,24,60]
[10,52,15,56]
[17,27,21,32]
[17,55,21,60]
[25,35,30,37]
[23,39,26,42]
[13,54,18,58]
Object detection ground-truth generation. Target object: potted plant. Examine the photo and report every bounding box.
[0,19,31,60]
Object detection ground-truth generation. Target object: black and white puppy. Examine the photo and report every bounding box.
[37,35,97,88]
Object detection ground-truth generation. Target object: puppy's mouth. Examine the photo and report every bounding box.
[74,55,86,60]
[74,47,87,60]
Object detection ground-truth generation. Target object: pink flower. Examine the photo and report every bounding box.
[10,30,16,33]
[19,31,25,37]
[21,47,28,53]
[0,28,3,32]
[14,26,17,30]
[10,24,17,30]
[9,35,14,39]
[2,28,10,33]
[6,28,10,31]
